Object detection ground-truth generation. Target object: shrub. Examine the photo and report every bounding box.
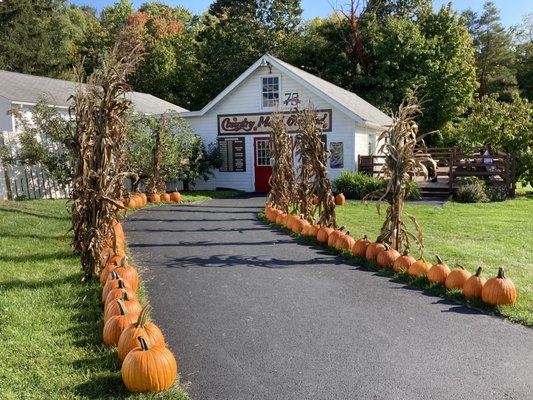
[333,172,421,200]
[455,177,489,203]
[485,185,508,202]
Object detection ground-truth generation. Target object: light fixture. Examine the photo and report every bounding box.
[260,58,273,74]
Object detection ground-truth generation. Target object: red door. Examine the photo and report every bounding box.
[254,137,272,192]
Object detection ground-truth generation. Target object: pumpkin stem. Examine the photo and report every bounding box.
[110,270,119,280]
[137,305,152,328]
[454,264,465,270]
[117,299,128,316]
[362,235,367,240]
[120,256,128,268]
[402,250,409,256]
[497,267,505,279]
[474,267,482,277]
[436,255,444,265]
[137,336,150,351]
[118,279,126,289]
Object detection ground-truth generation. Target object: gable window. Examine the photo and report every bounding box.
[261,76,279,108]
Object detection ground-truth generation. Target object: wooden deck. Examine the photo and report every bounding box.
[358,147,516,197]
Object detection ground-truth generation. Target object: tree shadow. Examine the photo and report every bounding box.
[0,206,70,221]
[0,250,76,263]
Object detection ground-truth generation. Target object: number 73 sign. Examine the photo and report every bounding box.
[283,92,300,106]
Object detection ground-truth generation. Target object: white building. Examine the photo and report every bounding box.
[182,54,391,192]
[0,69,187,200]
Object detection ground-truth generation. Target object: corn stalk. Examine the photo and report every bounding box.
[71,30,143,279]
[367,97,436,253]
[268,112,296,212]
[295,107,336,227]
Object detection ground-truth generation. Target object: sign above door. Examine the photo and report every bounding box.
[217,109,332,135]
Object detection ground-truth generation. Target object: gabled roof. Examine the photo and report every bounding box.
[182,54,391,127]
[0,70,188,114]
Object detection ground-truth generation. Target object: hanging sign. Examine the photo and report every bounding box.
[217,109,332,135]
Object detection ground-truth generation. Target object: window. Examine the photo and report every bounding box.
[219,137,246,172]
[330,142,344,169]
[255,139,271,166]
[261,76,279,108]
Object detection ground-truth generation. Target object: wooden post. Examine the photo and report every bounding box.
[448,147,455,194]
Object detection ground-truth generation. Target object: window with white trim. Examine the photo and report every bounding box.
[255,139,271,166]
[261,76,279,108]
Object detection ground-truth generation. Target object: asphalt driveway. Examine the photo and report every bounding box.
[124,195,532,400]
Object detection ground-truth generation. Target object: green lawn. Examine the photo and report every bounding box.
[0,192,246,399]
[335,195,533,325]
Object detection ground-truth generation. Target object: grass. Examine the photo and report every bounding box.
[0,193,253,399]
[328,196,532,325]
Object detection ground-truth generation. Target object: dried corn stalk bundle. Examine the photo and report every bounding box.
[147,114,168,194]
[295,107,336,227]
[369,97,435,253]
[268,112,295,213]
[71,30,143,278]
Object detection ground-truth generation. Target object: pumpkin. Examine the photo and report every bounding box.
[408,258,431,277]
[293,219,309,234]
[336,234,355,251]
[327,229,345,247]
[117,305,165,362]
[121,336,178,392]
[428,255,451,284]
[139,193,147,205]
[105,281,138,307]
[104,292,142,323]
[481,267,517,305]
[149,193,160,203]
[352,236,370,257]
[113,258,140,291]
[103,300,140,347]
[445,265,472,290]
[393,251,416,272]
[463,267,486,298]
[170,191,181,203]
[307,224,320,237]
[376,245,400,269]
[275,213,285,225]
[100,254,124,285]
[334,193,346,206]
[316,227,334,243]
[126,197,137,208]
[102,271,132,304]
[160,193,170,202]
[365,241,386,262]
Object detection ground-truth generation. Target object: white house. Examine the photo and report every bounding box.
[182,54,391,192]
[0,69,187,200]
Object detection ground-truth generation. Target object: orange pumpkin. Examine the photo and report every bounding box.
[103,300,140,347]
[408,258,431,277]
[376,245,400,269]
[275,213,285,225]
[104,292,142,323]
[292,219,309,234]
[102,272,132,304]
[126,196,137,208]
[365,241,386,262]
[336,234,355,251]
[105,282,139,307]
[463,267,486,298]
[481,267,517,305]
[149,193,160,203]
[121,336,178,392]
[334,193,346,206]
[117,305,165,362]
[327,229,344,247]
[317,227,334,243]
[160,193,170,202]
[170,191,181,202]
[393,251,416,272]
[445,265,472,290]
[113,258,140,291]
[428,255,451,284]
[352,236,370,257]
[307,224,320,237]
[100,254,124,285]
[139,193,147,205]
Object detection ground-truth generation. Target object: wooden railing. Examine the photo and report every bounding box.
[358,147,516,195]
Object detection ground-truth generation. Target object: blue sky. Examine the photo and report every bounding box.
[73,0,531,27]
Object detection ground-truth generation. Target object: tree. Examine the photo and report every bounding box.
[514,14,533,101]
[442,94,533,185]
[465,1,517,100]
[193,0,302,109]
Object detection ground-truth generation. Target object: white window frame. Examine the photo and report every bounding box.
[259,75,281,110]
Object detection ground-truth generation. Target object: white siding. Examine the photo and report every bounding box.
[186,64,360,191]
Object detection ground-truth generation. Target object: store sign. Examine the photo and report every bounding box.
[217,109,332,135]
[218,137,246,172]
